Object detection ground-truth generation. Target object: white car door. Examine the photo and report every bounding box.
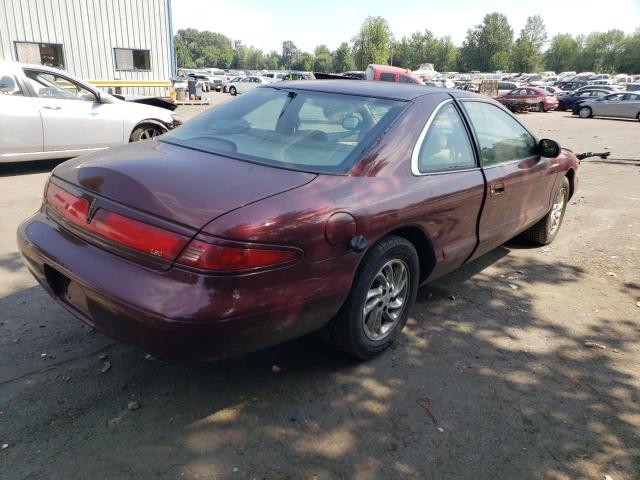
[0,68,43,159]
[236,77,255,94]
[23,69,124,151]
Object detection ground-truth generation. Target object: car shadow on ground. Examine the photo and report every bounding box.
[0,159,66,177]
[2,245,639,479]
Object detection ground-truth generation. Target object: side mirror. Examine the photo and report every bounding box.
[538,138,560,158]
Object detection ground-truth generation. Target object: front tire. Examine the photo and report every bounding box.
[522,177,569,245]
[322,235,419,359]
[579,106,592,118]
[129,124,164,142]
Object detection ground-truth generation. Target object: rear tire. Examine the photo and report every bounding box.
[322,235,419,359]
[579,106,592,118]
[522,177,569,246]
[229,86,237,96]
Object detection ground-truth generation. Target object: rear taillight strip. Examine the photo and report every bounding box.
[46,182,188,261]
[46,182,300,272]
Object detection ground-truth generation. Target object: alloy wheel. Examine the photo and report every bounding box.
[362,259,410,341]
[549,186,567,235]
[139,127,161,140]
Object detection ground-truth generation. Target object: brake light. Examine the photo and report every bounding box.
[46,182,189,261]
[46,182,299,271]
[177,239,298,271]
[89,210,189,260]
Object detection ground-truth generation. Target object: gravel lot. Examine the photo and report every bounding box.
[1,95,639,480]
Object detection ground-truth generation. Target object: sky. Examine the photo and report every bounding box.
[172,0,640,53]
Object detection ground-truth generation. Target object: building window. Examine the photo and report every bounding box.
[15,42,65,69]
[114,48,151,71]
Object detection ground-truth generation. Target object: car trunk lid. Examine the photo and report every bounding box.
[52,139,316,230]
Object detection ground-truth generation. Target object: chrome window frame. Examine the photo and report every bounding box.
[411,99,479,176]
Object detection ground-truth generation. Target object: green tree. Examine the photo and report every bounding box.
[432,36,458,72]
[580,30,627,73]
[457,27,480,71]
[333,42,354,72]
[459,13,512,72]
[174,36,195,68]
[511,15,547,72]
[619,29,640,74]
[231,40,248,69]
[352,16,392,69]
[265,50,281,70]
[291,52,314,71]
[246,47,265,69]
[281,40,299,69]
[544,34,580,73]
[313,44,333,72]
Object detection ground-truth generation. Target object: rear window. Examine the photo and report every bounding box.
[162,87,407,174]
[379,72,396,82]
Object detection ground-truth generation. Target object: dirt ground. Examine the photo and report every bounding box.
[1,104,639,480]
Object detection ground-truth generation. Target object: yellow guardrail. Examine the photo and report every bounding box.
[88,80,172,88]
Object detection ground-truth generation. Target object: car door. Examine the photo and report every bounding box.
[236,77,253,94]
[593,93,625,116]
[410,97,486,279]
[0,66,43,160]
[22,69,124,151]
[461,99,555,260]
[621,93,640,118]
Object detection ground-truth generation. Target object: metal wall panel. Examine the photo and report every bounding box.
[0,0,173,95]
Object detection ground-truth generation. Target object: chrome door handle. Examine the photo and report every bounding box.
[42,105,62,110]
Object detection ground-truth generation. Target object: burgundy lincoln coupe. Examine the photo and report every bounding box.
[17,81,578,361]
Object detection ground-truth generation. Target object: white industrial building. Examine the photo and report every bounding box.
[0,0,175,96]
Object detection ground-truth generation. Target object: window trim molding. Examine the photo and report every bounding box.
[411,99,479,176]
[113,47,152,72]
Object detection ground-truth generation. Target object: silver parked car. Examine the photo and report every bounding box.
[227,76,270,95]
[0,60,181,163]
[574,92,640,120]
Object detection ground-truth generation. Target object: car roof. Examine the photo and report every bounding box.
[268,80,451,101]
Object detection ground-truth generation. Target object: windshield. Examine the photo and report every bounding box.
[162,87,407,174]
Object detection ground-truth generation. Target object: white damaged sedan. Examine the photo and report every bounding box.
[0,60,181,163]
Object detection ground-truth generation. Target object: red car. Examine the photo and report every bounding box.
[365,64,424,85]
[17,81,578,361]
[500,86,559,111]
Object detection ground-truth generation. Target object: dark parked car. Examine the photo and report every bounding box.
[18,81,579,361]
[557,89,610,111]
[556,81,588,92]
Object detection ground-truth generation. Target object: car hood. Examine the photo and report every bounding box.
[52,140,317,229]
[112,98,174,122]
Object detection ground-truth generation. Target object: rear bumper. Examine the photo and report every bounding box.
[17,212,351,361]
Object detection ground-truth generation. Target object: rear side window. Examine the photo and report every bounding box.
[162,87,407,174]
[462,101,536,166]
[415,102,476,173]
[379,73,396,82]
